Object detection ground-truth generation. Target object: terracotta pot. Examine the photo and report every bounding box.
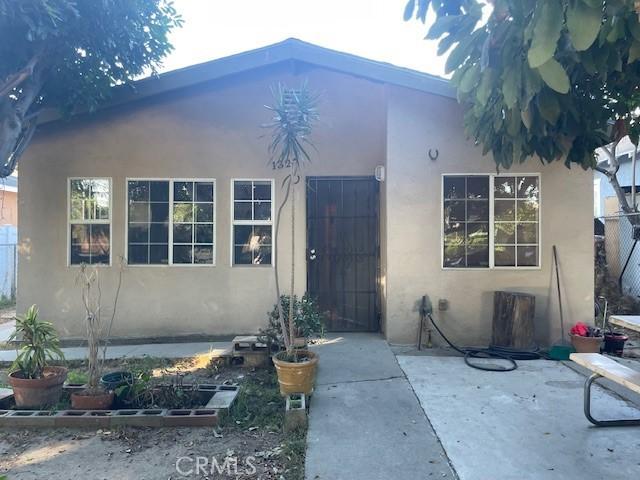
[570,334,603,353]
[8,366,68,409]
[272,350,318,396]
[71,390,115,410]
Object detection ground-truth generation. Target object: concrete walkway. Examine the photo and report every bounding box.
[0,340,229,362]
[0,319,15,343]
[398,354,640,480]
[305,334,455,480]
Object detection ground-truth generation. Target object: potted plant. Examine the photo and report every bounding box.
[569,322,603,353]
[596,296,629,357]
[71,264,120,410]
[8,305,67,409]
[264,82,321,396]
[263,294,325,395]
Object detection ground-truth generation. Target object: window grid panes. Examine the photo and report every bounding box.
[443,175,540,269]
[128,180,170,265]
[232,180,273,265]
[494,176,539,267]
[172,181,215,265]
[127,179,216,266]
[443,176,489,268]
[69,178,111,265]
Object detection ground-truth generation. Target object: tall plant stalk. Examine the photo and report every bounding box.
[265,83,319,355]
[77,259,125,392]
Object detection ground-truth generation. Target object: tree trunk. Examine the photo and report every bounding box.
[492,291,536,349]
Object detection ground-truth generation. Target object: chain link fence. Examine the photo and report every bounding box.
[595,212,640,313]
[0,225,17,305]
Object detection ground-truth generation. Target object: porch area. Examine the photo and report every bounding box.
[305,334,640,480]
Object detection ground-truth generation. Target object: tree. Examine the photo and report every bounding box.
[404,0,640,215]
[0,0,182,178]
[265,83,319,355]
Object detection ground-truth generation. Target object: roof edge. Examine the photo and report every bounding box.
[40,38,454,123]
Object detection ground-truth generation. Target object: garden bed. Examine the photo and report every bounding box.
[0,356,308,479]
[0,383,238,428]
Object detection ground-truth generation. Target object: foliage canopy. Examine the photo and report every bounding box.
[404,0,640,171]
[0,0,182,176]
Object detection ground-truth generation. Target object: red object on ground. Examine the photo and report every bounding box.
[570,322,589,337]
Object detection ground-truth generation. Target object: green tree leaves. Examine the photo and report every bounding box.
[566,1,603,51]
[0,0,183,177]
[405,0,640,170]
[527,1,564,68]
[537,58,571,94]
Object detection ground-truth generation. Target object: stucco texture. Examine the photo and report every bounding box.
[385,86,593,346]
[17,63,593,346]
[17,65,385,340]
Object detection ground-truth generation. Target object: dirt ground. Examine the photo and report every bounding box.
[0,357,307,480]
[0,425,299,480]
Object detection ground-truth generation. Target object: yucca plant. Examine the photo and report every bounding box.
[265,82,320,356]
[9,305,64,379]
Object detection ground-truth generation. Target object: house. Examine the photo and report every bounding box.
[0,173,17,301]
[0,173,18,227]
[594,141,640,297]
[17,39,593,346]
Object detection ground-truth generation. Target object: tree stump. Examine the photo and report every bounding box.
[492,291,536,349]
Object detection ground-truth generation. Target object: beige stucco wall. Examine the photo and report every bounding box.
[384,86,594,346]
[17,63,594,345]
[18,65,386,340]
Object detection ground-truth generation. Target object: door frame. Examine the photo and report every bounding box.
[305,175,381,332]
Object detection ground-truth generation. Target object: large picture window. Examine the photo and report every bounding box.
[68,178,111,265]
[442,174,540,269]
[232,179,273,265]
[127,179,215,265]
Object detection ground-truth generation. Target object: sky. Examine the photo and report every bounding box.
[160,0,446,77]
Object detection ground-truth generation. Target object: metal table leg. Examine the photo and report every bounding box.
[583,373,640,427]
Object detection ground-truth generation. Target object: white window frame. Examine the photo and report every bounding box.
[125,178,217,267]
[230,178,275,267]
[441,173,541,270]
[67,177,113,267]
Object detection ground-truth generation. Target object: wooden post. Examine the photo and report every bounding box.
[492,291,536,349]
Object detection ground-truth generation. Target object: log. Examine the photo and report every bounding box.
[492,291,536,349]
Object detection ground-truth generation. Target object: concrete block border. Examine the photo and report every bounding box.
[0,407,219,428]
[0,384,238,428]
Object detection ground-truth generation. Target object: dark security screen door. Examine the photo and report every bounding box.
[306,177,380,332]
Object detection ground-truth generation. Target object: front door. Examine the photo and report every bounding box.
[306,176,380,332]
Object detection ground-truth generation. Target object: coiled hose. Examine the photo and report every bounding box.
[427,312,542,372]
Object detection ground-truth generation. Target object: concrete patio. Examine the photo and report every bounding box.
[398,353,640,480]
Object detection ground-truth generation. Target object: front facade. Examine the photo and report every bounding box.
[18,40,594,346]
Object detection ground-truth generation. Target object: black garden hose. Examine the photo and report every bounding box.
[427,312,542,372]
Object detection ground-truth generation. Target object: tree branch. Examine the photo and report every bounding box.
[0,51,41,98]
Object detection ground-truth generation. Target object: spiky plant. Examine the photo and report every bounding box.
[265,82,319,356]
[10,305,64,379]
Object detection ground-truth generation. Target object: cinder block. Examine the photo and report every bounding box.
[230,351,269,368]
[54,410,110,428]
[284,394,307,432]
[205,389,238,410]
[2,410,57,427]
[163,409,218,427]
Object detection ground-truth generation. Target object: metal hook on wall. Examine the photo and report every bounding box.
[428,148,439,161]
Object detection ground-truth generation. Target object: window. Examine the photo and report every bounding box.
[232,179,273,265]
[69,178,111,265]
[442,174,540,269]
[127,179,216,265]
[493,176,539,267]
[172,181,215,264]
[443,176,489,268]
